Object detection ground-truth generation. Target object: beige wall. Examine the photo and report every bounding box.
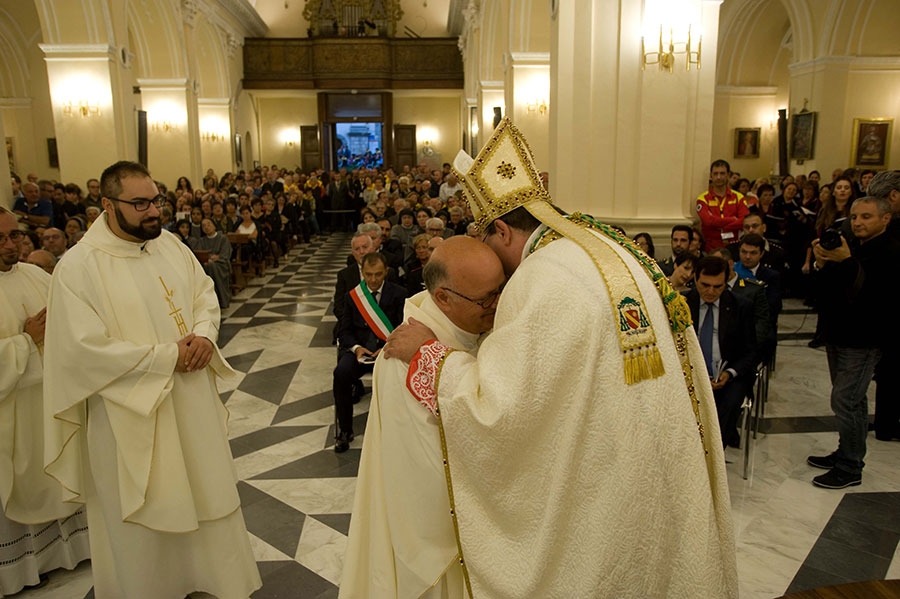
[711,88,783,181]
[256,95,318,168]
[234,91,259,171]
[393,92,463,167]
[199,102,233,176]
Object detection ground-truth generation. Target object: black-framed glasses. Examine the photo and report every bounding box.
[0,230,24,245]
[441,284,504,309]
[107,194,166,212]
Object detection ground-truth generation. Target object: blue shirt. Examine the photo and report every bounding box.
[13,197,54,219]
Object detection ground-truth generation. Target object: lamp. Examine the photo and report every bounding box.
[641,24,701,72]
[152,119,177,133]
[62,99,100,117]
[526,97,548,116]
[201,117,229,143]
[281,128,300,147]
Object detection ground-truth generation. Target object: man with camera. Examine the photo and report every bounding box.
[806,196,900,488]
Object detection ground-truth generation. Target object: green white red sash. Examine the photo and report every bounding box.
[349,281,393,341]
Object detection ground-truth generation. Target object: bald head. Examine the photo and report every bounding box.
[27,249,57,274]
[425,236,505,334]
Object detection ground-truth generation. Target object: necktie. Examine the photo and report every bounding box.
[699,302,715,375]
[372,291,379,304]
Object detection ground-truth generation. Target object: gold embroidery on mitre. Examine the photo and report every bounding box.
[453,118,550,234]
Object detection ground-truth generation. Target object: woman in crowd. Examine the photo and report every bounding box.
[361,209,377,224]
[174,219,193,246]
[62,183,86,218]
[771,180,813,296]
[668,253,698,293]
[64,217,85,247]
[176,176,193,194]
[195,218,233,308]
[404,233,433,296]
[800,181,821,214]
[689,228,704,257]
[802,177,854,275]
[260,197,284,268]
[85,206,101,228]
[415,207,432,232]
[633,232,655,259]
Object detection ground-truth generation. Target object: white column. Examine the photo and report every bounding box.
[550,0,722,245]
[0,114,10,209]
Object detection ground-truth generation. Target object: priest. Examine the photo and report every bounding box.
[0,207,90,596]
[42,161,261,599]
[384,119,737,598]
[340,237,505,599]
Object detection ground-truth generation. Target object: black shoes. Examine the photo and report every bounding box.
[812,468,861,489]
[334,430,354,453]
[807,454,836,470]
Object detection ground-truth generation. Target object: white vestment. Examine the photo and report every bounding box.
[0,262,90,596]
[425,233,738,598]
[43,213,261,599]
[340,293,470,599]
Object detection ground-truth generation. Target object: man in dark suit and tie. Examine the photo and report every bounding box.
[333,233,375,340]
[333,252,406,452]
[686,256,758,448]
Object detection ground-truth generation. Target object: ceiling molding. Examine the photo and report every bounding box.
[215,0,268,37]
[715,85,778,96]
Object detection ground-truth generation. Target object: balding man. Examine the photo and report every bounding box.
[41,227,68,258]
[0,207,90,595]
[27,249,57,274]
[341,237,505,599]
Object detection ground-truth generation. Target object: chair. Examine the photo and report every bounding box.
[740,362,769,480]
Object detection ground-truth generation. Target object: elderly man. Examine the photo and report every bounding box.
[13,182,53,229]
[439,172,463,203]
[425,217,452,240]
[41,227,68,258]
[384,119,736,598]
[0,207,90,595]
[27,249,57,274]
[341,237,504,599]
[42,161,260,598]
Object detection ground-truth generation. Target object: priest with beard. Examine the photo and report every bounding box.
[340,236,505,599]
[384,119,737,599]
[42,161,261,599]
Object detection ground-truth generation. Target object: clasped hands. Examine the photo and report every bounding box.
[175,333,214,373]
[811,236,851,269]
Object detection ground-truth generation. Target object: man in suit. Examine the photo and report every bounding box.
[737,233,783,326]
[686,256,758,447]
[334,233,375,328]
[333,252,406,452]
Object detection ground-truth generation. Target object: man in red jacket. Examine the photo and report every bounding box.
[697,159,748,251]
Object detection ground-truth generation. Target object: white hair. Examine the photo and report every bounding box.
[425,217,444,230]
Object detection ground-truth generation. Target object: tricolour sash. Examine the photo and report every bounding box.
[349,281,394,341]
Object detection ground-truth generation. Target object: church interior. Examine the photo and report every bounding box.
[2,0,900,597]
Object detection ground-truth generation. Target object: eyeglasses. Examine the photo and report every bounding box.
[441,285,504,309]
[107,194,166,212]
[0,230,24,245]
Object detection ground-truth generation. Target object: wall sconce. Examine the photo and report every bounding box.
[201,130,225,142]
[526,98,548,116]
[281,128,300,147]
[152,120,177,133]
[200,117,229,143]
[62,99,100,117]
[641,24,701,72]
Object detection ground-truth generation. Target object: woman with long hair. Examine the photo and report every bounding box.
[633,232,656,259]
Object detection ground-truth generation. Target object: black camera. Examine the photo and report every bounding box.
[819,228,843,251]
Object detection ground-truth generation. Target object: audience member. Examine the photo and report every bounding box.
[668,252,698,293]
[658,225,693,276]
[333,252,406,452]
[18,230,38,261]
[26,248,58,274]
[709,246,772,355]
[686,256,757,447]
[41,227,68,258]
[697,159,748,251]
[13,182,53,228]
[633,232,655,259]
[727,213,787,274]
[194,218,233,308]
[807,196,900,486]
[425,217,452,240]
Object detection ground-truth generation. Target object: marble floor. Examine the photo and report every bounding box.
[17,234,900,599]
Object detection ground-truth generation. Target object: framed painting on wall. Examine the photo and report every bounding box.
[734,128,760,158]
[789,111,816,161]
[851,118,892,168]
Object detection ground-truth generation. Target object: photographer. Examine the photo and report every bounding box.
[806,196,900,489]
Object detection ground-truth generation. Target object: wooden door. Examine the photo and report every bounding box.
[393,124,416,171]
[301,125,321,172]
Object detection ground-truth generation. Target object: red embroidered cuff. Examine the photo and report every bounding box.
[406,339,451,417]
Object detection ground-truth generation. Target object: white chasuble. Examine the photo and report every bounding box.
[43,213,260,599]
[340,293,470,599]
[0,263,90,596]
[429,235,738,598]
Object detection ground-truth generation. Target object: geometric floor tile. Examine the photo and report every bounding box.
[238,360,302,405]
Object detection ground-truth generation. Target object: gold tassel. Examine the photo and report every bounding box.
[649,345,665,377]
[638,348,650,381]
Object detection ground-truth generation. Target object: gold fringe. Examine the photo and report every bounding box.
[623,345,666,385]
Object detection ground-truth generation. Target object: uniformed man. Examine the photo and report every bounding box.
[710,247,770,363]
[726,213,787,275]
[697,160,749,252]
[658,224,694,276]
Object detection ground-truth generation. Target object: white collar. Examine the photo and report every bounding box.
[521,224,549,264]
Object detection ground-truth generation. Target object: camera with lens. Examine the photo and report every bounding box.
[819,227,844,251]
